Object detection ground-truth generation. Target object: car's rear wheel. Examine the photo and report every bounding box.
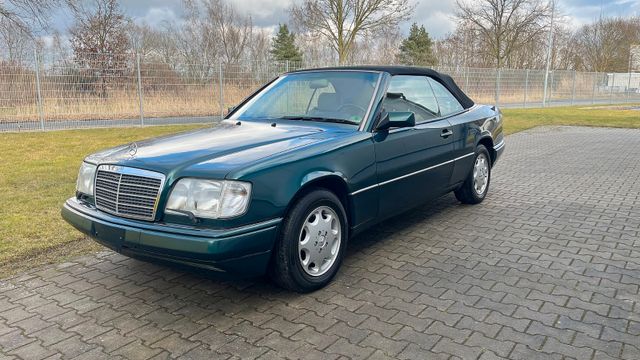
[270,189,348,292]
[454,144,491,204]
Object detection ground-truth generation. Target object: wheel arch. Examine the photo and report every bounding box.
[477,136,496,165]
[287,172,351,228]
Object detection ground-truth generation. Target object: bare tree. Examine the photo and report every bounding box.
[296,31,336,66]
[69,0,131,97]
[290,0,414,64]
[0,17,34,62]
[170,0,220,81]
[1,0,76,36]
[572,16,640,72]
[349,25,401,65]
[248,28,271,64]
[203,0,252,64]
[455,0,551,68]
[435,24,494,68]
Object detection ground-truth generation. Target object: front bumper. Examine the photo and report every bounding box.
[62,198,281,277]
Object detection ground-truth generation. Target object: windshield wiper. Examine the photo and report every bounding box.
[280,116,359,125]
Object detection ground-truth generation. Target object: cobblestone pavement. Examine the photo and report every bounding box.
[2,126,640,360]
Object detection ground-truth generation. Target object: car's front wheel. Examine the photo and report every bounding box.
[454,144,491,204]
[270,189,348,292]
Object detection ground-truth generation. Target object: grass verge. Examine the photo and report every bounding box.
[501,105,640,134]
[0,105,638,278]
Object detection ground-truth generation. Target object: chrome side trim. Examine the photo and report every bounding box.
[349,152,475,196]
[494,139,505,151]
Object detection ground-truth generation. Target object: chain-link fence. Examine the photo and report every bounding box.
[1,50,639,132]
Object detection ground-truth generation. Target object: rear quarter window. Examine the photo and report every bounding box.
[427,78,464,116]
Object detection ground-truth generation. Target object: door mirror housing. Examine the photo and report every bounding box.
[375,111,416,131]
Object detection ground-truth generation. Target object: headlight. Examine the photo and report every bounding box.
[76,162,97,196]
[165,179,251,219]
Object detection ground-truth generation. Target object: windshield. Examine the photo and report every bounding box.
[230,71,380,125]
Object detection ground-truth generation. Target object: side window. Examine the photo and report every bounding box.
[383,75,439,122]
[427,78,464,116]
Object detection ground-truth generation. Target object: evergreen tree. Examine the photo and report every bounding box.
[270,24,303,63]
[397,23,437,66]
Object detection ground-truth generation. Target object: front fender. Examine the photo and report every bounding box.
[300,171,348,188]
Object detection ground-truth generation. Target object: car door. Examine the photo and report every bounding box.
[373,75,455,220]
[426,78,475,187]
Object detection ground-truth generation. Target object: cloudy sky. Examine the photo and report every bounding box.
[50,0,640,39]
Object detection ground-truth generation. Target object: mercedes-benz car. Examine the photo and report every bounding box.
[62,66,505,292]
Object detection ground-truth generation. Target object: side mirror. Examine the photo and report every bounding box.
[375,111,416,131]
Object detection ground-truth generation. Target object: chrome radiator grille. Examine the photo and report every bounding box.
[94,165,165,221]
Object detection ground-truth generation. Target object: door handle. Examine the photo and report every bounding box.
[441,129,453,138]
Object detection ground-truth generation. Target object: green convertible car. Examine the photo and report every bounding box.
[62,66,504,292]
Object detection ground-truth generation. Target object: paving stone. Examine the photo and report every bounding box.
[542,337,594,360]
[255,331,303,356]
[150,333,198,357]
[48,336,99,359]
[13,315,52,335]
[359,332,408,357]
[7,340,56,360]
[0,330,36,352]
[189,326,236,351]
[290,326,339,350]
[391,326,440,351]
[225,321,272,344]
[465,331,515,358]
[180,344,228,360]
[31,325,75,347]
[86,328,136,353]
[325,338,375,359]
[217,337,269,359]
[112,339,163,360]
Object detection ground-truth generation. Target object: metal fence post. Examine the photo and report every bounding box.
[285,60,289,73]
[592,72,597,104]
[464,67,469,92]
[609,73,614,104]
[628,71,633,102]
[135,53,145,126]
[523,69,529,108]
[219,62,224,120]
[549,71,554,104]
[495,68,501,107]
[542,69,549,108]
[571,70,576,105]
[34,48,45,131]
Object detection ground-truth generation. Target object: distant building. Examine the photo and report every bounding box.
[607,73,640,91]
[631,45,640,72]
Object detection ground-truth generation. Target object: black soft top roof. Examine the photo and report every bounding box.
[290,65,475,109]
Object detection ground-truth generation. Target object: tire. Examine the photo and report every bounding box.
[454,144,492,204]
[270,189,348,293]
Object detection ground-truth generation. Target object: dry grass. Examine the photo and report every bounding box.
[0,86,255,122]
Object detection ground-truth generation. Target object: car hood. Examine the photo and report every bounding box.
[85,120,355,179]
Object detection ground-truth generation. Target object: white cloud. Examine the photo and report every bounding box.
[134,7,179,27]
[233,0,293,18]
